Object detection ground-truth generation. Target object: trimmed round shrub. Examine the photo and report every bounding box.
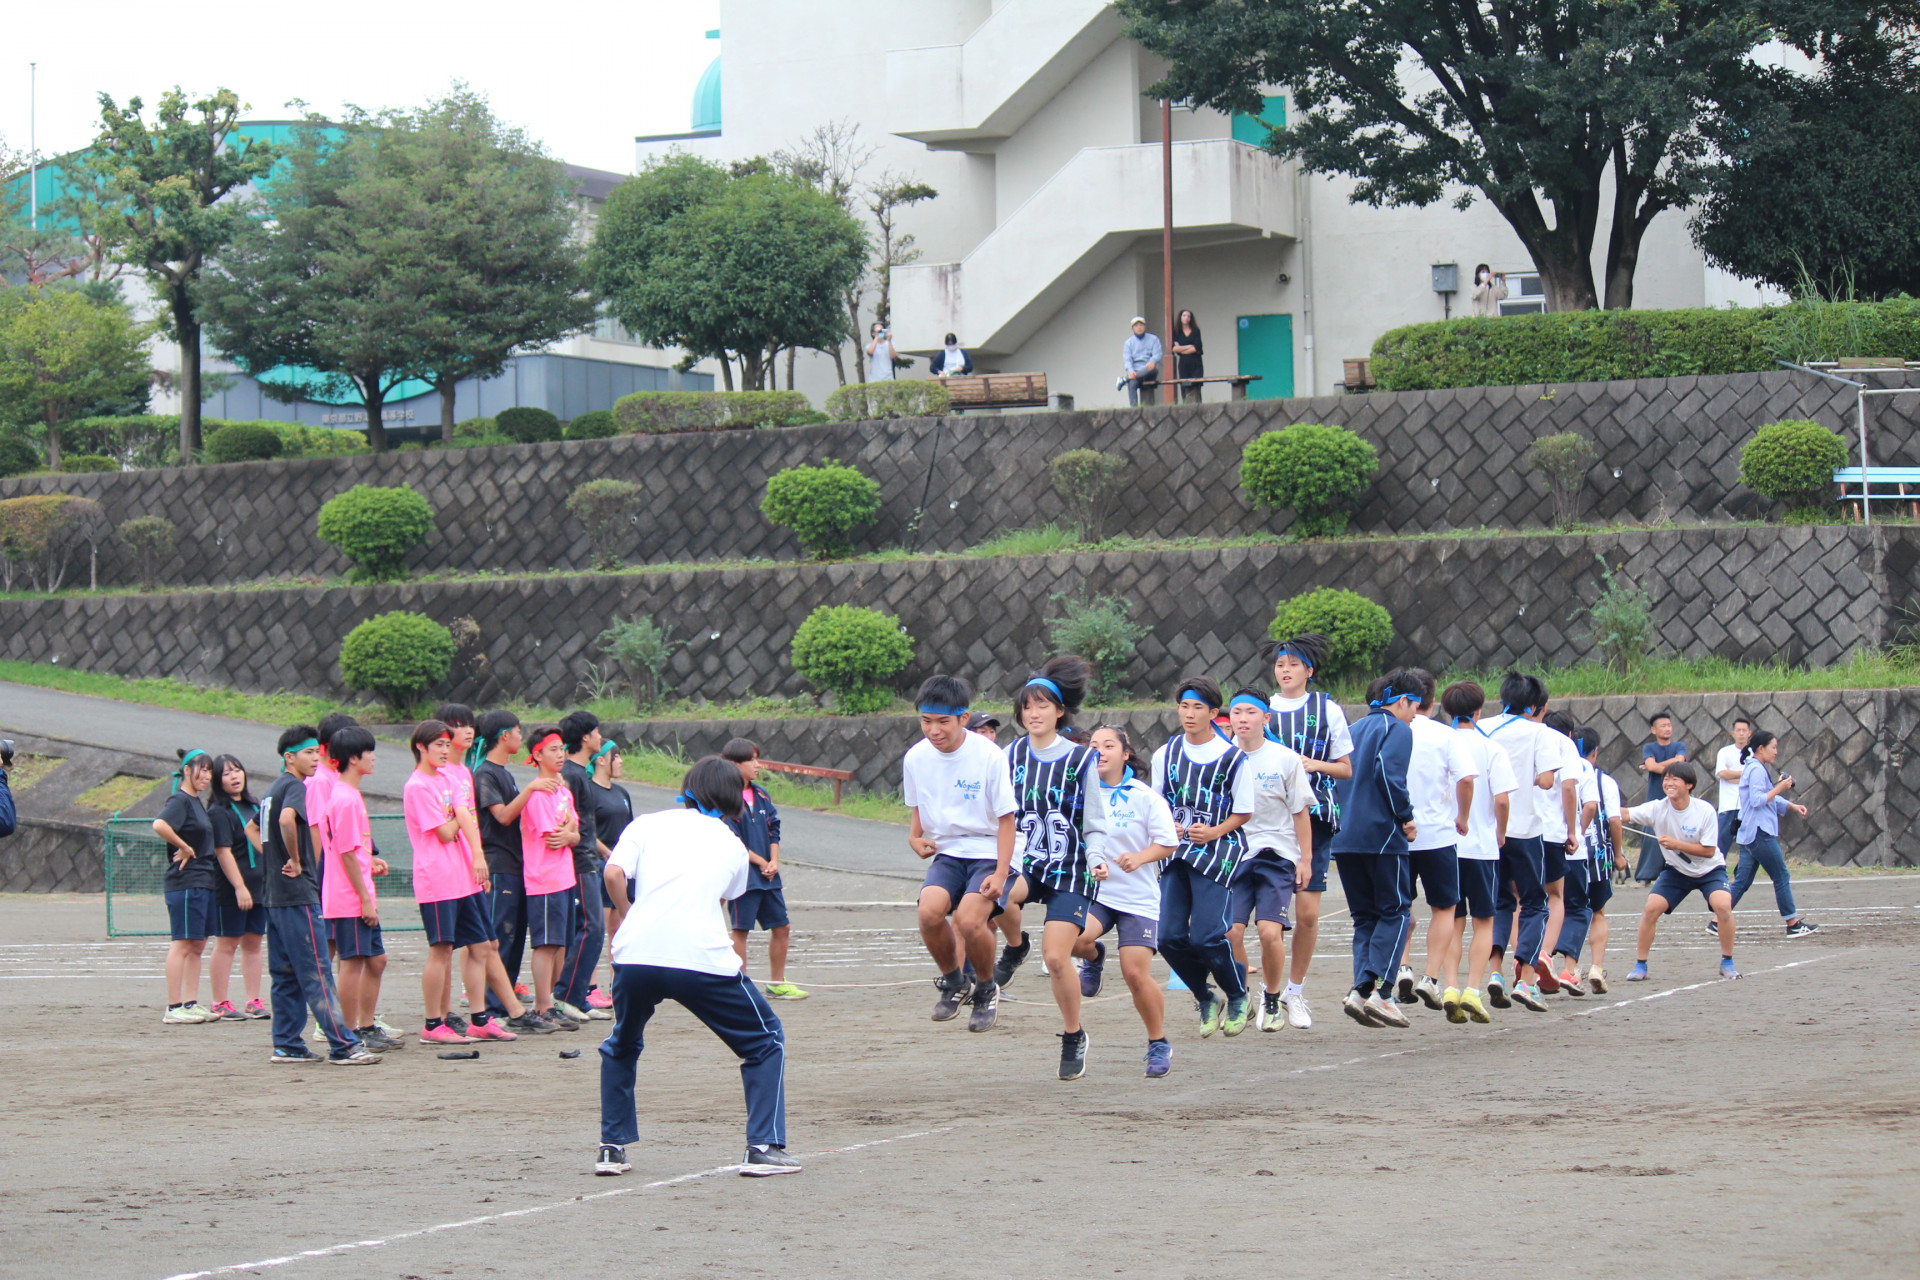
[612,390,811,433]
[204,422,284,464]
[760,459,882,559]
[565,477,643,570]
[1268,588,1393,679]
[0,434,42,477]
[790,604,914,715]
[496,406,563,444]
[317,484,435,581]
[1739,418,1849,516]
[339,610,455,714]
[452,416,497,439]
[57,454,119,473]
[563,410,618,440]
[1239,423,1379,537]
[825,380,951,422]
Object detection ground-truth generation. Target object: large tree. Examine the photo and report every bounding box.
[1118,0,1867,311]
[0,288,152,469]
[592,155,868,390]
[81,88,275,460]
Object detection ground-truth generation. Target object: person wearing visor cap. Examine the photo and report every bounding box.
[1330,670,1420,1029]
[1119,316,1162,405]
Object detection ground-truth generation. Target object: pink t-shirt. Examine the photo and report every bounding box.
[305,763,339,860]
[321,784,375,919]
[442,763,478,851]
[404,768,479,905]
[519,782,578,896]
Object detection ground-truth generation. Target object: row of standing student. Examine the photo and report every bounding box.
[898,635,1821,1081]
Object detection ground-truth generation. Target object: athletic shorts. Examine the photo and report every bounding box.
[1649,866,1730,913]
[1028,883,1090,929]
[1542,839,1569,884]
[420,893,492,947]
[527,890,574,947]
[921,854,1003,915]
[327,916,385,959]
[1408,846,1462,911]
[211,899,267,938]
[1229,856,1297,929]
[1456,859,1499,919]
[998,865,1032,909]
[1305,816,1335,894]
[730,886,790,932]
[1585,863,1615,912]
[165,888,214,942]
[1087,900,1159,952]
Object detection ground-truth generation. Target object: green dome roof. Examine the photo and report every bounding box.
[691,56,722,133]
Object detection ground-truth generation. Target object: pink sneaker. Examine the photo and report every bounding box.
[465,1019,518,1041]
[586,988,613,1010]
[244,999,270,1019]
[420,1023,473,1045]
[210,1000,248,1022]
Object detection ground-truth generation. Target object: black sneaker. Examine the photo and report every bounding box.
[993,935,1031,987]
[538,1009,582,1031]
[967,980,1000,1032]
[361,1027,406,1052]
[1058,1029,1088,1080]
[270,1047,324,1065]
[931,972,973,1023]
[1705,920,1720,937]
[506,1012,557,1035]
[596,1144,631,1176]
[1785,920,1821,938]
[741,1146,802,1177]
[444,1013,469,1037]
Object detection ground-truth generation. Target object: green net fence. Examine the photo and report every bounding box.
[105,814,419,938]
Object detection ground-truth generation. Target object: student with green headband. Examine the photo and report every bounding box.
[584,736,635,1012]
[556,711,607,1023]
[155,749,219,1023]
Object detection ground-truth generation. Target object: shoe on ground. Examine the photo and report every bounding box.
[1365,992,1411,1028]
[1395,965,1417,1004]
[309,1017,325,1042]
[1556,966,1586,996]
[244,999,270,1019]
[513,983,532,1000]
[181,1002,219,1023]
[1079,942,1105,999]
[1626,962,1650,983]
[1342,989,1381,1027]
[932,973,974,1023]
[371,1016,406,1039]
[1486,972,1511,1009]
[1587,965,1609,994]
[163,1006,205,1025]
[444,1013,469,1036]
[967,981,1000,1032]
[1511,982,1548,1013]
[1058,1029,1089,1080]
[1415,974,1444,1011]
[1283,990,1312,1029]
[741,1146,803,1176]
[1785,920,1821,938]
[536,1009,581,1032]
[586,987,614,1009]
[270,1047,324,1064]
[554,999,593,1023]
[466,1019,518,1041]
[1460,987,1491,1024]
[1221,994,1251,1037]
[1719,957,1741,980]
[358,1027,405,1052]
[1442,986,1466,1023]
[1705,920,1721,937]
[420,1023,472,1045]
[764,982,809,1000]
[1197,995,1225,1038]
[1259,992,1283,1032]
[505,1011,557,1035]
[993,935,1031,988]
[211,1000,248,1022]
[596,1144,631,1176]
[1144,1039,1172,1078]
[329,1045,383,1065]
[1534,964,1561,995]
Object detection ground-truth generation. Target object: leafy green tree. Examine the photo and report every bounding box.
[0,289,152,469]
[81,88,276,460]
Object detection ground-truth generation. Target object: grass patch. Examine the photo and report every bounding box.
[1783,858,1920,877]
[0,660,340,725]
[1316,650,1920,705]
[74,774,163,812]
[969,523,1082,557]
[5,754,65,792]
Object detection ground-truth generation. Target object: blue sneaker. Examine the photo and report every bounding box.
[1079,942,1106,998]
[1144,1039,1172,1078]
[1626,961,1650,982]
[1719,957,1741,980]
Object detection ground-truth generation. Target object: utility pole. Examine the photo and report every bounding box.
[1161,97,1174,405]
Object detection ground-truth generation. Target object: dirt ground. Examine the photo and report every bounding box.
[2,867,1916,1280]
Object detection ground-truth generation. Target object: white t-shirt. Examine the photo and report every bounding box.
[1235,741,1312,863]
[1478,714,1555,839]
[1267,692,1354,759]
[1149,733,1258,815]
[606,809,751,976]
[1453,726,1517,861]
[1537,730,1582,847]
[1408,714,1477,852]
[1085,776,1177,919]
[1715,744,1745,813]
[1579,766,1623,859]
[902,732,1016,862]
[1625,797,1724,877]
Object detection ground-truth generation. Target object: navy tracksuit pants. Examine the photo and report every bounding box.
[599,964,787,1149]
[1334,852,1411,990]
[266,903,357,1056]
[1158,858,1248,1002]
[559,866,606,1010]
[486,873,527,1014]
[1491,836,1549,965]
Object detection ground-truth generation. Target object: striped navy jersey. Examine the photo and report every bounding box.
[1005,736,1095,893]
[1270,691,1341,829]
[1157,734,1249,884]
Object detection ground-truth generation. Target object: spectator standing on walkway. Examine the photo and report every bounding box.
[928,333,972,376]
[1635,712,1688,882]
[1172,310,1204,403]
[1713,717,1752,869]
[1119,316,1162,406]
[1470,265,1508,317]
[866,322,897,381]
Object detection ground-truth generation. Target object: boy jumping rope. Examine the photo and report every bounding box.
[1627,762,1740,982]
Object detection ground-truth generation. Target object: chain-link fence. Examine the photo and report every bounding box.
[105,815,419,937]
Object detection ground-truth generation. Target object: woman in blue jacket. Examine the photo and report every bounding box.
[1724,731,1819,938]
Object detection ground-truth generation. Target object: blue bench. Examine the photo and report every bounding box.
[1834,466,1920,520]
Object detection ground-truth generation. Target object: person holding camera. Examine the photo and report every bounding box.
[1721,730,1819,939]
[866,321,898,382]
[0,740,16,839]
[1470,264,1508,317]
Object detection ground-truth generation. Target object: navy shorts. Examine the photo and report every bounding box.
[998,865,1033,909]
[1585,861,1615,912]
[527,890,574,947]
[328,916,385,959]
[1542,838,1570,884]
[1029,883,1091,929]
[212,898,267,938]
[1456,858,1499,919]
[166,888,214,942]
[1087,900,1159,952]
[1650,866,1730,913]
[1408,846,1462,911]
[1230,856,1297,929]
[420,893,493,947]
[921,854,1002,914]
[730,886,791,931]
[1305,816,1335,894]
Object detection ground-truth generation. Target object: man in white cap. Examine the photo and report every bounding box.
[1120,317,1162,405]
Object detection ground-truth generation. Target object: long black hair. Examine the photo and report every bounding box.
[207,753,257,807]
[1740,729,1777,765]
[1014,653,1090,727]
[680,755,747,820]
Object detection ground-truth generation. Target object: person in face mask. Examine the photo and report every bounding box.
[929,332,973,376]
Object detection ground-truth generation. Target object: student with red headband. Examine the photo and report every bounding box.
[521,725,583,1030]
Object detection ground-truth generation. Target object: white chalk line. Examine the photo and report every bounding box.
[154,1126,953,1280]
[1568,954,1836,1017]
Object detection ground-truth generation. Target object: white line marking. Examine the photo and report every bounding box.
[1568,955,1835,1017]
[153,1127,951,1280]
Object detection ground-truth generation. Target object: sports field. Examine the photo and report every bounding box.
[3,867,1916,1280]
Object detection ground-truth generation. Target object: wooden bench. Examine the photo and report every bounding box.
[1834,466,1920,520]
[1341,357,1376,393]
[935,372,1065,411]
[756,758,856,807]
[1165,375,1263,403]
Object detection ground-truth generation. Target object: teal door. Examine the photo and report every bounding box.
[1237,314,1294,399]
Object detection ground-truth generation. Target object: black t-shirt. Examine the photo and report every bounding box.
[209,800,265,904]
[259,771,321,909]
[589,780,634,853]
[158,791,217,892]
[473,760,525,877]
[561,759,599,874]
[1175,328,1204,380]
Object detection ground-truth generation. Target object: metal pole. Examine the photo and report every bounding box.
[28,61,37,230]
[1858,390,1871,527]
[1162,98,1174,406]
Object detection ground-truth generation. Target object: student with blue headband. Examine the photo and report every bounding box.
[1396,669,1478,1015]
[1476,673,1562,1013]
[1332,672,1420,1028]
[723,737,808,1002]
[1221,687,1314,1032]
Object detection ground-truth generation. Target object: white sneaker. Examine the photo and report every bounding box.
[1365,992,1411,1028]
[1342,989,1379,1026]
[163,1006,204,1025]
[1282,989,1313,1030]
[182,1003,218,1023]
[371,1016,407,1040]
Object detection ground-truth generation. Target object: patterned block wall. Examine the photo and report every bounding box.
[5,368,1915,589]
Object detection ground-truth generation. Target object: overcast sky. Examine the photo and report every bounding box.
[2,0,721,176]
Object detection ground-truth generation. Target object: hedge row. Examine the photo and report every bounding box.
[611,390,814,434]
[1369,300,1920,391]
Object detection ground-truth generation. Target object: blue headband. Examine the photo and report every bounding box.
[680,792,724,819]
[919,702,968,717]
[1177,687,1215,707]
[1023,677,1063,699]
[1370,688,1416,709]
[1227,694,1268,712]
